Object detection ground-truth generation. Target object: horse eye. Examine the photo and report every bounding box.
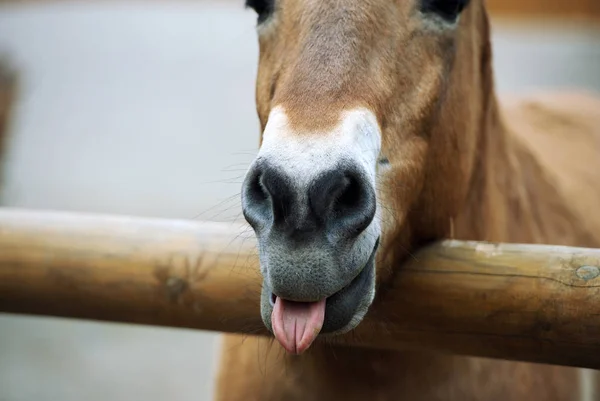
[246,0,275,24]
[420,0,470,22]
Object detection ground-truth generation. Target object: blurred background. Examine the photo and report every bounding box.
[0,1,598,400]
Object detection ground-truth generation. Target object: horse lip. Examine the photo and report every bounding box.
[336,236,380,295]
[268,237,380,307]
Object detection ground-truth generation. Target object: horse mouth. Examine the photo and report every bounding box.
[264,237,379,354]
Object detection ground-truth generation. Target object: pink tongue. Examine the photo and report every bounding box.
[271,297,327,355]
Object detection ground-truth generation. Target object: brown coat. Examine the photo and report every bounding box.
[215,0,600,399]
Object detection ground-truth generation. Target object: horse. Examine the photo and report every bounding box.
[213,0,600,400]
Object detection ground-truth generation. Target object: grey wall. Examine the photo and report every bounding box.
[0,2,598,401]
[0,2,260,220]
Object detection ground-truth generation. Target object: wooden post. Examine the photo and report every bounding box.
[0,208,599,369]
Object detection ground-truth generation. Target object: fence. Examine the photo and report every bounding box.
[1,207,599,369]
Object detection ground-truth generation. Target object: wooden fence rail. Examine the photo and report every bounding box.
[0,207,599,369]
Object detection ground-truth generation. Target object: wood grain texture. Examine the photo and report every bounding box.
[0,208,599,369]
[0,208,264,333]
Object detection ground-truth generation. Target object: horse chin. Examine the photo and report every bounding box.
[259,237,379,350]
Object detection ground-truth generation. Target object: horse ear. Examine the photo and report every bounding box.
[420,0,470,22]
[245,0,275,24]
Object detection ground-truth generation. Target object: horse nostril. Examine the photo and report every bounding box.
[335,175,363,212]
[242,163,295,230]
[243,162,375,238]
[249,172,268,204]
[242,166,270,229]
[309,167,376,237]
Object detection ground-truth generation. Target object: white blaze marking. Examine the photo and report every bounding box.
[257,106,382,188]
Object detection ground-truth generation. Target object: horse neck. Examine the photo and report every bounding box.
[450,10,544,245]
[453,75,574,247]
